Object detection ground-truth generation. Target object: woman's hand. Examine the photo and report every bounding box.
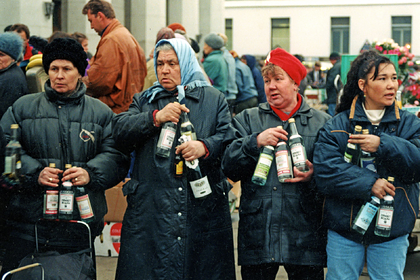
[62,166,90,186]
[155,102,189,126]
[348,133,380,153]
[256,126,288,148]
[371,178,395,199]
[284,160,313,183]
[176,140,206,162]
[38,166,63,187]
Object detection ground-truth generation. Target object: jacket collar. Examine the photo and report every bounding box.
[349,95,400,123]
[45,80,86,105]
[259,97,313,125]
[151,86,201,103]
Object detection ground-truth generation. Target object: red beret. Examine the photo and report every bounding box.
[167,23,186,32]
[265,48,306,86]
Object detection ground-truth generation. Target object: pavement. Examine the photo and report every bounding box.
[96,212,420,280]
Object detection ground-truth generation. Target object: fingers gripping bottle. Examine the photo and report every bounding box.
[58,164,74,220]
[43,163,59,219]
[252,145,275,186]
[360,129,376,172]
[374,177,395,237]
[275,126,293,182]
[288,118,309,172]
[344,125,362,165]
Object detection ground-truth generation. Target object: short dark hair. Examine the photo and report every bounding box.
[10,23,30,40]
[72,32,88,44]
[82,0,116,19]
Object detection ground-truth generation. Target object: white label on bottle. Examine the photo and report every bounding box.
[59,193,74,212]
[347,143,356,149]
[275,150,291,176]
[185,159,199,169]
[161,129,176,149]
[45,190,59,214]
[290,144,305,165]
[377,208,393,228]
[76,194,94,219]
[4,156,12,173]
[254,153,273,179]
[189,175,212,198]
[354,203,378,230]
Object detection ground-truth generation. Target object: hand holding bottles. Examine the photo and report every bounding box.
[284,160,314,183]
[38,165,63,186]
[155,102,189,126]
[62,166,90,186]
[348,131,380,154]
[371,178,395,199]
[256,126,288,148]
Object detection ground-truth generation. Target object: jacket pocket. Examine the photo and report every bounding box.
[238,199,266,251]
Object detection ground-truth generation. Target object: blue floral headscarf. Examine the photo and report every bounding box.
[143,38,210,103]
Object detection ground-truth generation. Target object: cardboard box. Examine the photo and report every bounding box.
[103,180,129,223]
[95,222,122,257]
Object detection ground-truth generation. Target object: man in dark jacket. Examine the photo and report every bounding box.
[325,52,341,116]
[113,38,235,280]
[241,54,267,103]
[223,48,330,280]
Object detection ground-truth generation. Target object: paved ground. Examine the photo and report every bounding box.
[96,212,420,280]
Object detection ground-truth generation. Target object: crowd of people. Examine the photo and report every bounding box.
[0,0,420,279]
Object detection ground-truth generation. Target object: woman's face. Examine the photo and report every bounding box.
[263,66,298,112]
[0,51,14,70]
[156,49,181,91]
[49,59,81,94]
[359,63,398,110]
[81,39,89,53]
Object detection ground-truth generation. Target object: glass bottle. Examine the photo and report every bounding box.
[275,126,293,182]
[360,129,377,172]
[174,149,184,178]
[43,163,59,219]
[4,124,22,181]
[186,159,212,199]
[374,177,395,237]
[180,111,197,141]
[75,183,95,223]
[344,125,362,165]
[58,164,74,220]
[156,121,177,158]
[252,145,275,186]
[352,196,380,235]
[288,118,309,172]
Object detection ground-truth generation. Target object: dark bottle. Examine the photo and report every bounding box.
[360,129,376,172]
[374,177,395,237]
[275,126,293,182]
[174,151,184,178]
[288,118,309,172]
[180,111,197,141]
[43,163,59,219]
[252,145,275,186]
[186,159,212,199]
[344,125,362,165]
[156,121,177,158]
[58,164,74,220]
[352,196,380,235]
[75,185,95,223]
[4,124,22,181]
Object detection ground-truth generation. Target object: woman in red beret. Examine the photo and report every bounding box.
[222,48,331,280]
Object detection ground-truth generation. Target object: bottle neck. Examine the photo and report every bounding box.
[11,129,18,141]
[289,122,299,136]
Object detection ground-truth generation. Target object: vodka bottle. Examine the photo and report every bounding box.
[352,196,380,235]
[156,121,177,158]
[43,163,59,219]
[75,184,95,223]
[344,125,362,165]
[374,177,395,237]
[275,126,293,182]
[58,164,74,220]
[252,145,274,186]
[288,118,309,172]
[359,129,376,172]
[4,124,21,181]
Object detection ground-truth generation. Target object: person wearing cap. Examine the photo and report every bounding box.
[113,38,235,280]
[325,52,342,116]
[0,37,129,276]
[202,33,230,101]
[0,32,29,120]
[223,48,330,280]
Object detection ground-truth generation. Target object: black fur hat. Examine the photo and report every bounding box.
[43,38,88,76]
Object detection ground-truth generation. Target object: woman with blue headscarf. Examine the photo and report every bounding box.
[112,38,235,280]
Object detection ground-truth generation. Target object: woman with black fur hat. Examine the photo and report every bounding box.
[0,37,129,276]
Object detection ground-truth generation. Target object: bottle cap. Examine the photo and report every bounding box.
[362,129,369,135]
[288,118,295,123]
[265,146,275,150]
[371,196,380,204]
[387,176,395,183]
[65,164,72,169]
[355,125,362,132]
[49,163,56,168]
[384,195,394,201]
[11,124,18,129]
[277,126,283,129]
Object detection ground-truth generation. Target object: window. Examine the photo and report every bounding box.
[225,19,233,51]
[331,17,349,54]
[271,18,289,52]
[392,16,411,48]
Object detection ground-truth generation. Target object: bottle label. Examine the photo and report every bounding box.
[254,153,273,179]
[181,131,195,142]
[360,157,376,172]
[161,129,176,149]
[4,156,12,174]
[59,193,74,213]
[344,152,352,163]
[376,208,393,228]
[275,150,292,176]
[354,202,379,230]
[175,161,183,176]
[45,190,59,214]
[290,143,305,165]
[185,159,199,169]
[76,194,94,219]
[189,175,212,198]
